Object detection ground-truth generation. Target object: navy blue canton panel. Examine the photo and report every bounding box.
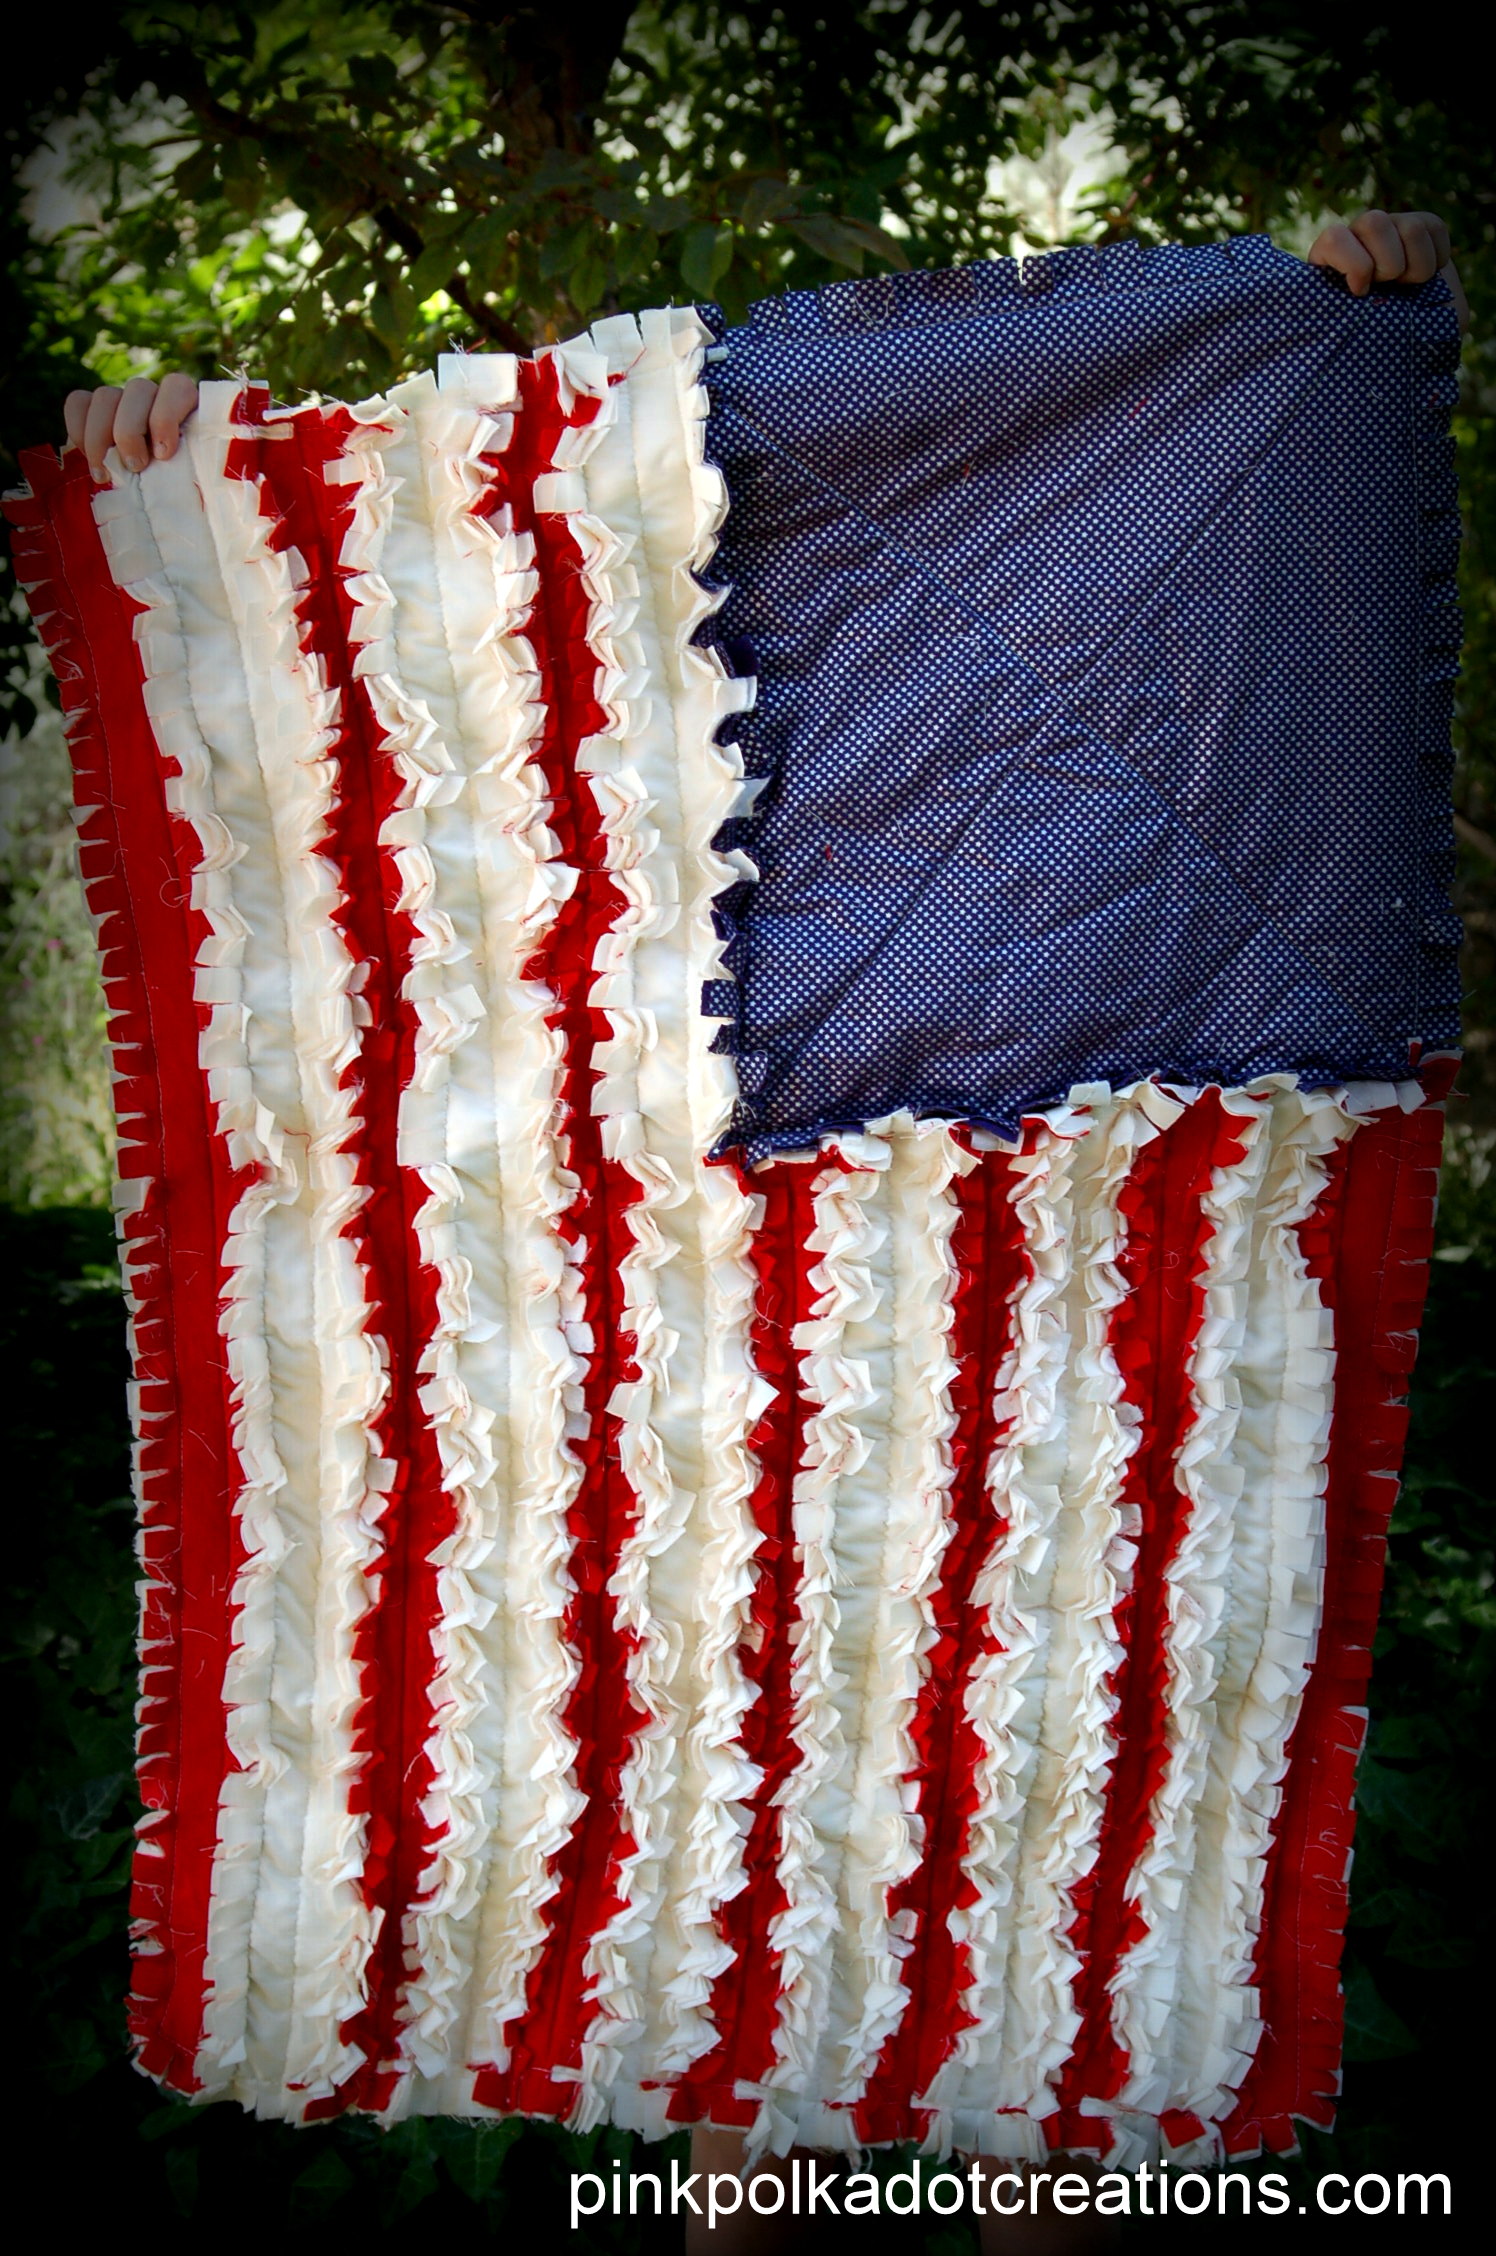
[698,234,1463,1161]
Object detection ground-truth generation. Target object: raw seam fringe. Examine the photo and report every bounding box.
[4,453,220,2090]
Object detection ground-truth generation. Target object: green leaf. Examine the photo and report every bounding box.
[530,149,594,193]
[42,2015,107,2093]
[643,194,693,234]
[464,212,517,286]
[1341,1963,1417,2061]
[139,2102,198,2144]
[442,2120,521,2203]
[173,146,219,202]
[540,222,589,282]
[680,222,733,297]
[408,222,472,300]
[165,2146,200,2219]
[291,2151,356,2217]
[785,214,867,272]
[1386,1929,1476,1969]
[569,251,608,315]
[219,138,265,216]
[347,53,399,103]
[394,2153,440,2216]
[1370,1714,1446,1761]
[612,223,659,282]
[832,215,913,271]
[368,282,410,352]
[741,175,796,229]
[1354,1758,1447,1860]
[1348,1883,1417,1930]
[74,1826,131,1882]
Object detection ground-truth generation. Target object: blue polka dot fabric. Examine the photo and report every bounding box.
[697,234,1463,1162]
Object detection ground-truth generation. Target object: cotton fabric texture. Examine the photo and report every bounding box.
[701,233,1461,1158]
[4,240,1460,2166]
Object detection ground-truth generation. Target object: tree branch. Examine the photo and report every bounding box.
[1455,810,1496,866]
[443,271,530,355]
[365,200,529,352]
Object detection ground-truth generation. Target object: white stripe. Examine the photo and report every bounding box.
[791,1132,901,2158]
[1107,1090,1271,2124]
[827,1123,970,2121]
[423,355,622,2086]
[995,1089,1165,2118]
[192,413,391,2102]
[571,311,768,2132]
[99,393,390,2107]
[327,367,591,2107]
[540,336,694,2124]
[408,357,589,2110]
[927,1087,1168,2153]
[1127,1082,1352,2128]
[636,308,766,2112]
[917,1119,1078,2162]
[737,1136,885,2158]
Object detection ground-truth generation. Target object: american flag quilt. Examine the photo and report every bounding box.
[6,234,1461,2166]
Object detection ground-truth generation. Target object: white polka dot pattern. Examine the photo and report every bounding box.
[697,234,1463,1163]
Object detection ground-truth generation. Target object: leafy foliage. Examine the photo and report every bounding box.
[0,700,112,1205]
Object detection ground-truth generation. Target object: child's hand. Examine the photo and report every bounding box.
[62,373,200,483]
[1308,208,1469,330]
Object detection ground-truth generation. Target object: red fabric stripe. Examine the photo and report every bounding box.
[221,397,450,2115]
[473,355,651,2116]
[7,449,252,2090]
[1052,1091,1248,2148]
[666,1159,821,2129]
[1221,1080,1447,2155]
[853,1141,1031,2144]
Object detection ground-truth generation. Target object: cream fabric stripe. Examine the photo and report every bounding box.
[101,392,391,2109]
[191,409,391,2107]
[823,1124,970,2135]
[790,1130,901,2158]
[1105,1089,1271,2140]
[410,357,593,2110]
[1118,1082,1355,2136]
[387,364,527,2106]
[719,1136,878,2158]
[919,1114,1081,2161]
[569,312,765,2132]
[556,321,703,2125]
[929,1088,1168,2153]
[638,307,772,2104]
[990,1089,1164,2121]
[326,365,593,2109]
[547,338,692,2125]
[652,298,772,2104]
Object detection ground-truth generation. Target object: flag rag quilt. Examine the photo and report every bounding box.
[7,233,1462,2164]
